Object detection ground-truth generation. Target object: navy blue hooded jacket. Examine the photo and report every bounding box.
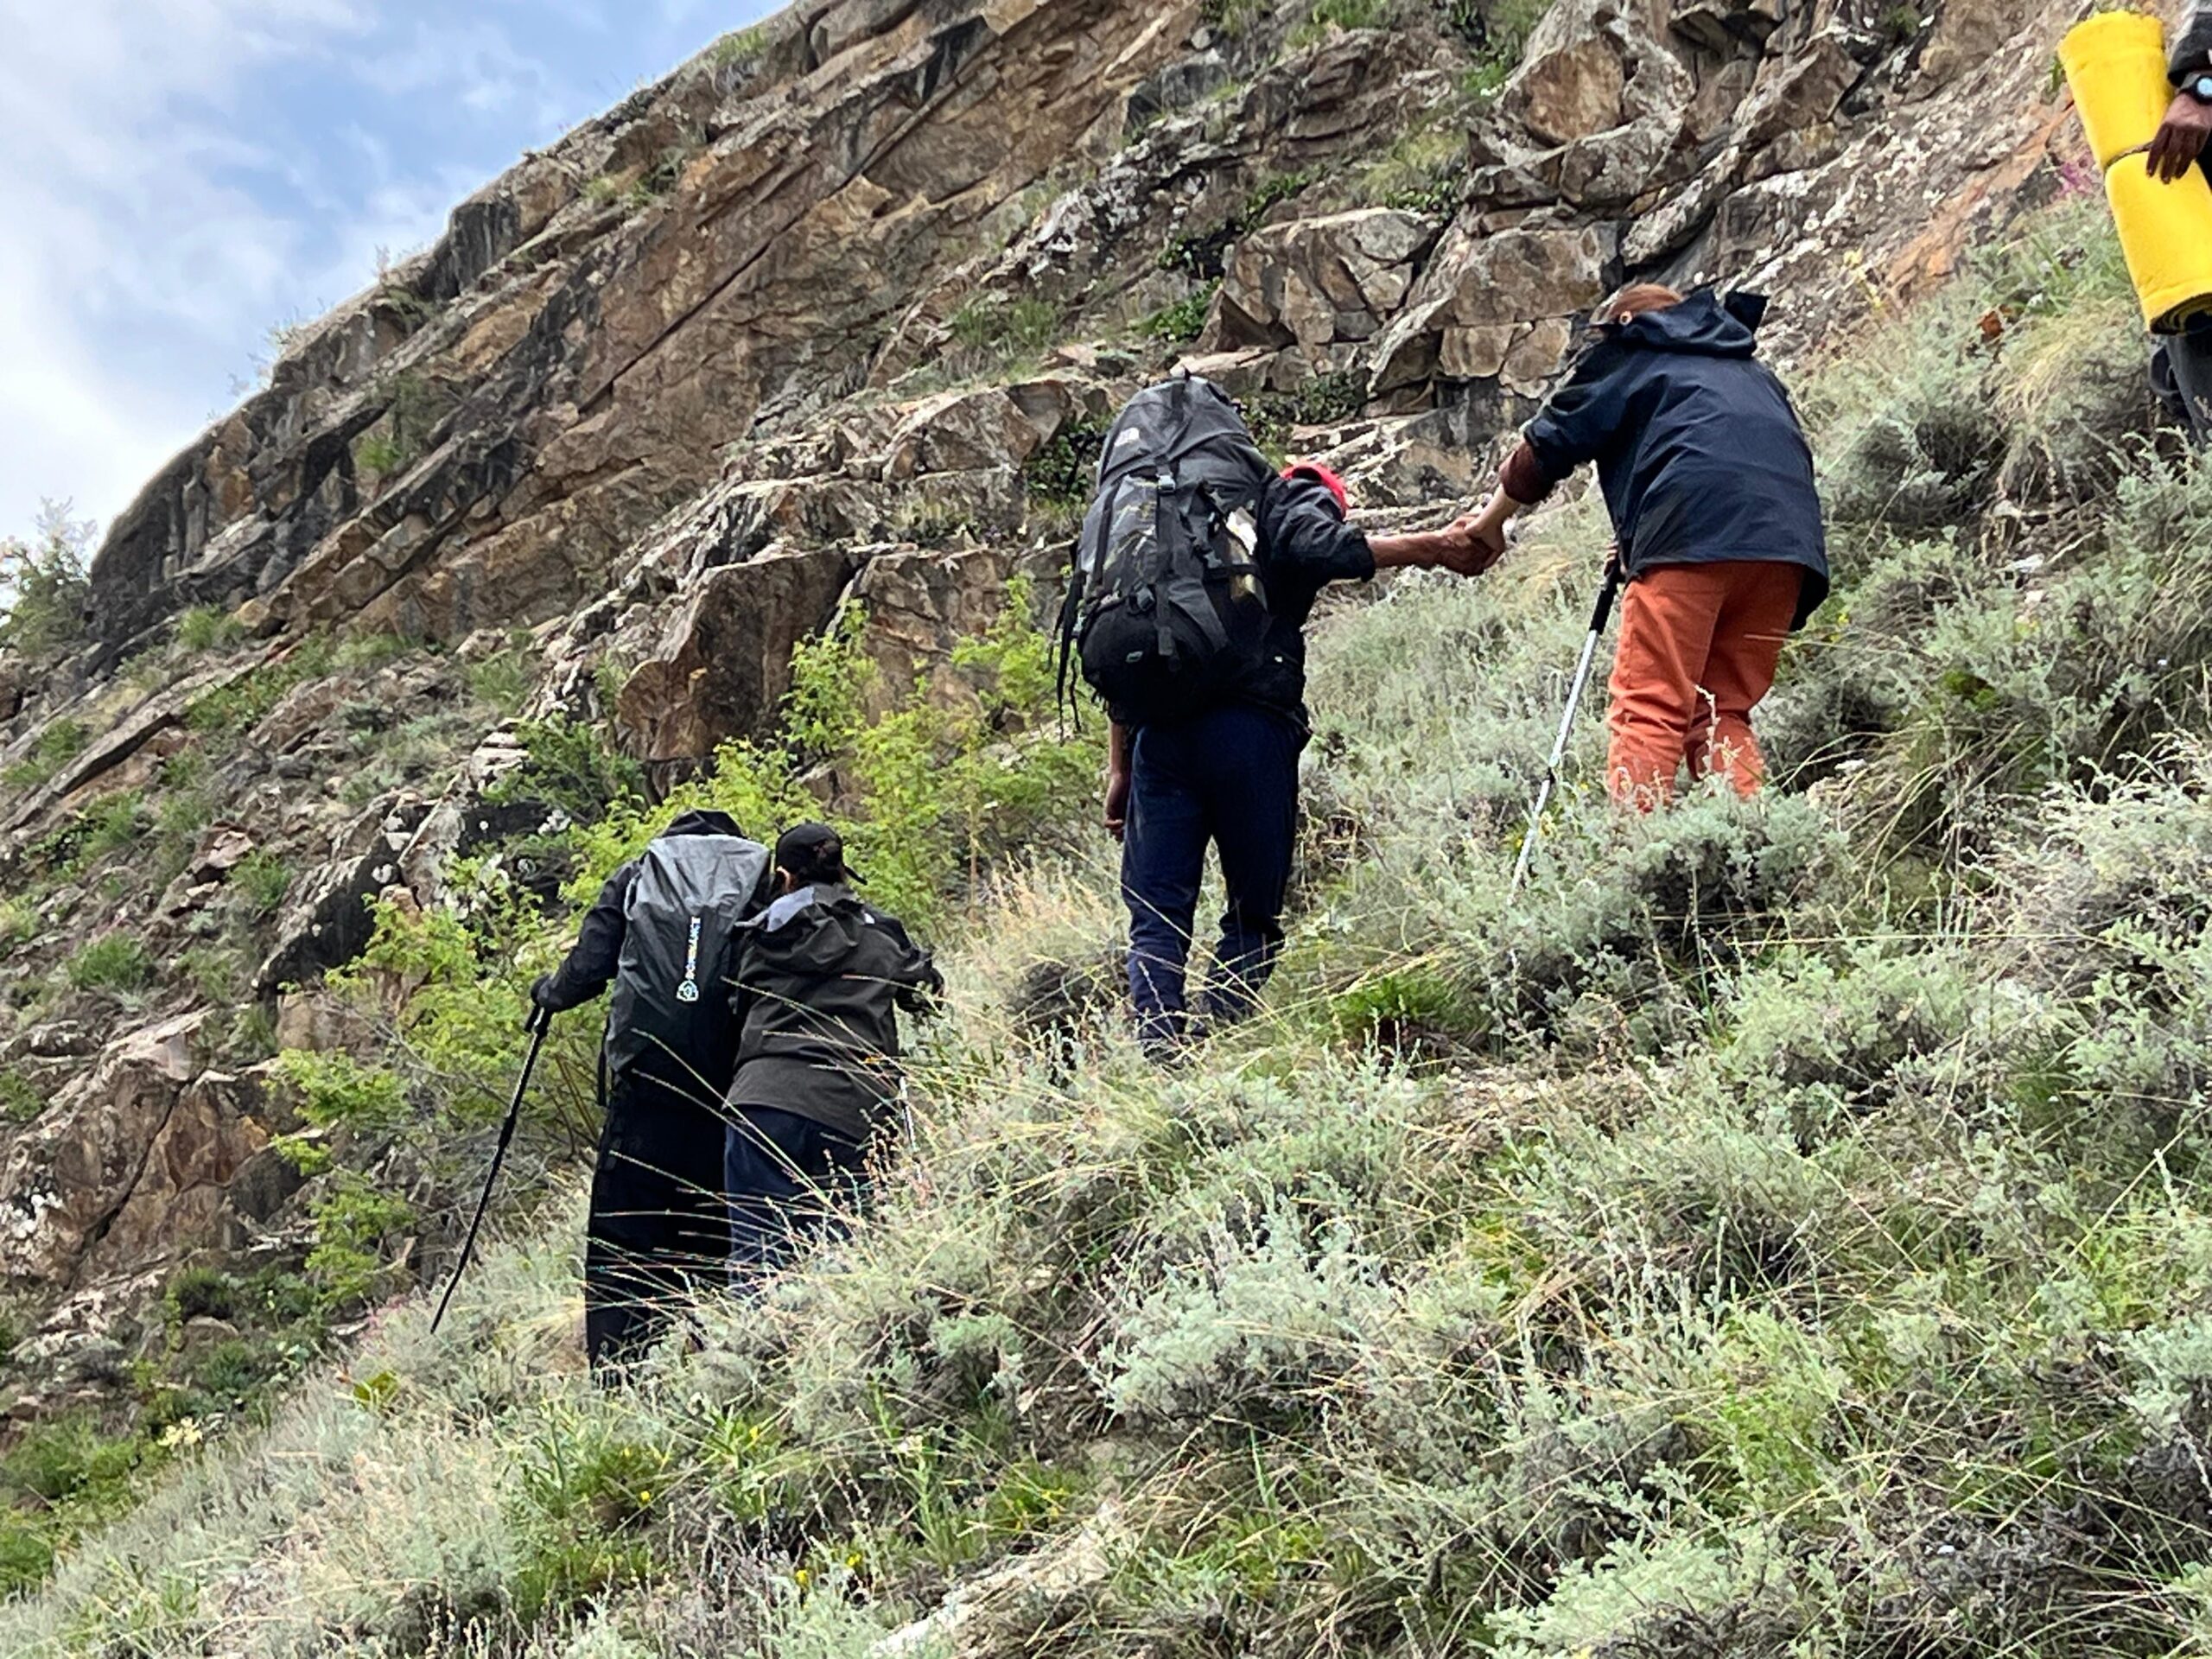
[1510,289,1830,630]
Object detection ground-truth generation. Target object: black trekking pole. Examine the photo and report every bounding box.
[1511,563,1624,895]
[431,1003,553,1335]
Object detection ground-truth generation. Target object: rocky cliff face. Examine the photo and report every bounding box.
[0,0,2094,1398]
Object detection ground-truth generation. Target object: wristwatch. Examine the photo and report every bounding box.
[2186,73,2212,105]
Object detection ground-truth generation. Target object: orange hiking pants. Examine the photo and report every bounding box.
[1606,560,1804,807]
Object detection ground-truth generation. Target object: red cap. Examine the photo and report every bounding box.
[1283,461,1350,515]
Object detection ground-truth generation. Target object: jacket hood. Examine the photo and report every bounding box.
[752,883,866,974]
[1607,288,1766,359]
[659,809,746,841]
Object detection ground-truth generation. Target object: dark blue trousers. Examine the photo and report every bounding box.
[1122,704,1303,1043]
[725,1107,870,1287]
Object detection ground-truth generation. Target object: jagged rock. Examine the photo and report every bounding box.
[1513,29,1629,145]
[1669,0,1783,54]
[1916,0,2009,89]
[617,543,862,766]
[1,1024,94,1065]
[85,0,1195,656]
[1203,209,1437,358]
[882,382,1076,482]
[1372,218,1611,394]
[1,652,269,847]
[256,795,435,995]
[850,546,1030,716]
[0,1014,292,1294]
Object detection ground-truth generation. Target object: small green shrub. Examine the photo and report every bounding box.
[946,296,1063,367]
[187,635,336,742]
[165,1265,238,1323]
[1023,416,1109,514]
[176,607,245,652]
[711,25,766,66]
[276,1051,411,1138]
[0,506,93,659]
[467,639,536,715]
[1292,0,1395,46]
[1245,371,1367,452]
[3,719,88,791]
[490,715,647,827]
[0,1071,42,1124]
[1138,284,1218,345]
[65,935,152,994]
[1200,0,1270,36]
[181,944,245,1006]
[304,1176,416,1314]
[231,849,293,918]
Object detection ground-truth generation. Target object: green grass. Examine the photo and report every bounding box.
[1137,283,1217,345]
[176,607,245,652]
[230,849,292,918]
[64,935,152,994]
[2,720,87,791]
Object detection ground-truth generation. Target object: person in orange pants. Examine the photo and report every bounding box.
[1608,560,1802,804]
[1465,283,1829,807]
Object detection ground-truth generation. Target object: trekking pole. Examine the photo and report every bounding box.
[1511,563,1624,895]
[430,1003,552,1335]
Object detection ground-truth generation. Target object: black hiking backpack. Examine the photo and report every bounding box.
[1057,377,1277,726]
[606,831,772,1098]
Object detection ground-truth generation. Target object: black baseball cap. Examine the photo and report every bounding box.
[775,822,861,884]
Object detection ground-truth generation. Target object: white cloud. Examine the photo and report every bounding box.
[0,0,779,541]
[0,0,371,532]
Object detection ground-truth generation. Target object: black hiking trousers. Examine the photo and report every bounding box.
[584,1069,729,1376]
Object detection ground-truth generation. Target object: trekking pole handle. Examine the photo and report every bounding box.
[1588,562,1624,634]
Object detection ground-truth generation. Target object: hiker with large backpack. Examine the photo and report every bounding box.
[1060,377,1496,1057]
[722,823,942,1284]
[1460,285,1830,808]
[532,809,771,1373]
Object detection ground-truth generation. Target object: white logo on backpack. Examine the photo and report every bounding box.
[677,915,702,1004]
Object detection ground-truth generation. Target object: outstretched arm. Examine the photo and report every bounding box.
[1368,521,1499,576]
[879,917,945,1014]
[1457,438,1567,566]
[533,865,635,1013]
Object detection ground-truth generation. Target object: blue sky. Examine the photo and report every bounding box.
[0,0,778,543]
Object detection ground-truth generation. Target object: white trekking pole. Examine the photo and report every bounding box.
[1511,563,1623,894]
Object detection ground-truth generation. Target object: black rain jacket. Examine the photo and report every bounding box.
[724,882,943,1144]
[1523,289,1830,629]
[1220,471,1376,730]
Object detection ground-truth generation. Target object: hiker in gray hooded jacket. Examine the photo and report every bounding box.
[2145,0,2212,440]
[721,823,942,1283]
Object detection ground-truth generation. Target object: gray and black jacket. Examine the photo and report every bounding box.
[724,883,943,1143]
[2176,3,2212,81]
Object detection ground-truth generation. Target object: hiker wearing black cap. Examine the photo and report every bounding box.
[2149,2,2212,441]
[722,823,943,1282]
[532,810,771,1372]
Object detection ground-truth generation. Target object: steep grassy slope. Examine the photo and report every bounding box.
[8,197,2212,1656]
